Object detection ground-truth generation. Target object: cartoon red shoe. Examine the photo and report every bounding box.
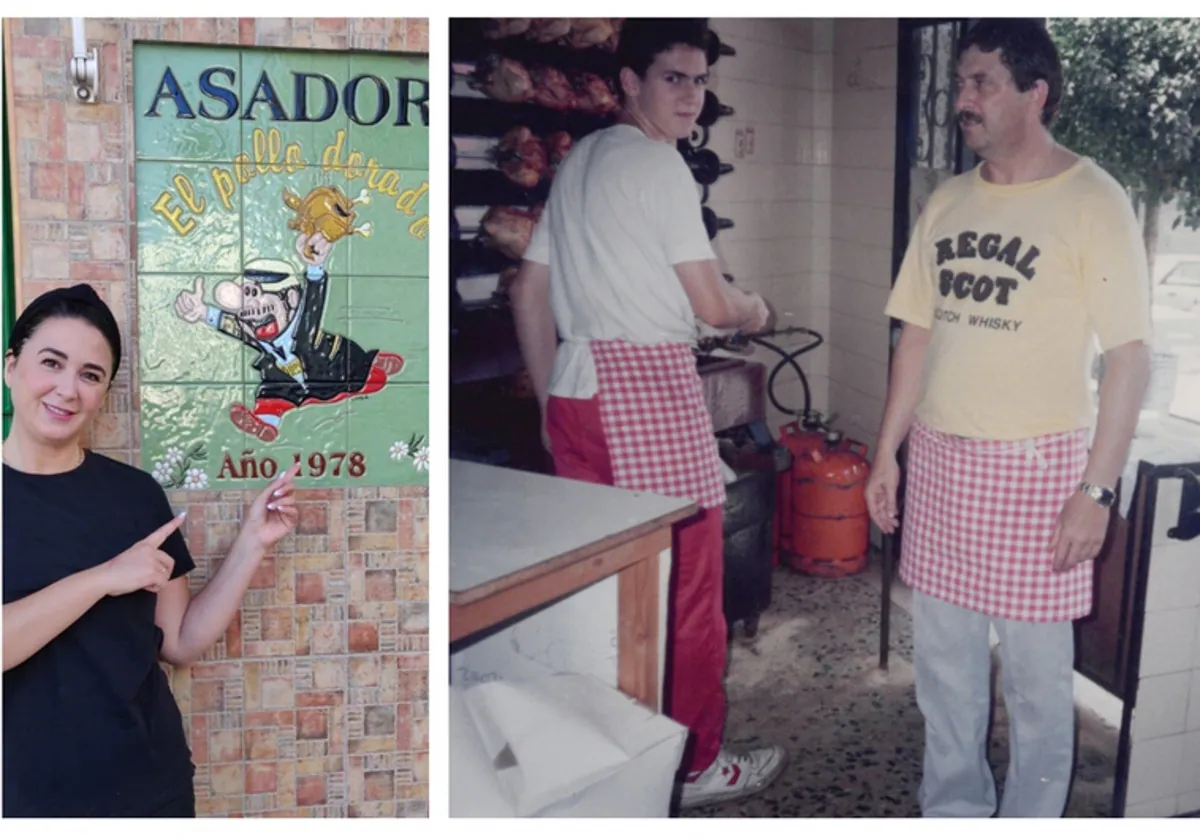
[373,352,405,376]
[357,351,405,396]
[230,400,292,443]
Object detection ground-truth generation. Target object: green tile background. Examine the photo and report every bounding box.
[345,52,430,170]
[141,383,247,491]
[136,161,243,274]
[138,273,248,384]
[134,44,243,164]
[347,277,428,383]
[345,168,429,278]
[134,44,428,489]
[347,382,429,485]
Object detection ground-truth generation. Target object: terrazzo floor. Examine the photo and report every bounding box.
[678,561,1120,818]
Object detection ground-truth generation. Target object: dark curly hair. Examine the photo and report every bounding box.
[615,18,710,102]
[959,19,1063,126]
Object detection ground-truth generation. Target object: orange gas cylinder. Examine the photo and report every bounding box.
[775,416,828,563]
[789,432,871,578]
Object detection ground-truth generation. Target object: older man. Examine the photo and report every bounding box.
[867,19,1151,818]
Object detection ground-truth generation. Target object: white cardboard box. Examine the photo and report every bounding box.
[449,550,673,708]
[449,674,688,818]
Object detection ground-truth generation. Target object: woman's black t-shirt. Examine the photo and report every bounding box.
[2,451,197,816]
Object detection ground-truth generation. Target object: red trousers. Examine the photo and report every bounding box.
[546,394,727,775]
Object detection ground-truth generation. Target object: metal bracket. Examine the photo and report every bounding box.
[70,18,99,104]
[1166,467,1200,542]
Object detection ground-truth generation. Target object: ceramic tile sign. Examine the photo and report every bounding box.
[133,44,429,489]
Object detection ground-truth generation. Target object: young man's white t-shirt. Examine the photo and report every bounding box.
[524,123,716,400]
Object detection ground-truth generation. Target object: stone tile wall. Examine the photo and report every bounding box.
[6,17,428,817]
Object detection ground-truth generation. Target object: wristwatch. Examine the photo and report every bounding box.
[1078,481,1116,508]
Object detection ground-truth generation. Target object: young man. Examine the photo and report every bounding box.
[866,19,1152,817]
[509,18,786,808]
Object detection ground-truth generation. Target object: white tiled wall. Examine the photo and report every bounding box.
[827,19,898,455]
[1125,794,1185,818]
[1125,476,1200,815]
[704,19,897,444]
[1127,734,1186,809]
[706,18,831,434]
[1132,672,1192,742]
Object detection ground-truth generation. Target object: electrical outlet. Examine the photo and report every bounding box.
[734,128,746,159]
[745,126,755,157]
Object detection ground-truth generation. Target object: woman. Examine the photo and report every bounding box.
[2,284,300,817]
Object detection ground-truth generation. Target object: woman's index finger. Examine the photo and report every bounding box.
[143,511,188,548]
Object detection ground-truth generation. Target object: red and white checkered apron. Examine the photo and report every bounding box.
[899,421,1093,623]
[590,339,726,510]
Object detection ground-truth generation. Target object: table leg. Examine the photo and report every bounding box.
[880,531,892,671]
[617,549,660,710]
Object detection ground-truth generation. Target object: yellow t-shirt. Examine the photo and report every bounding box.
[885,158,1152,440]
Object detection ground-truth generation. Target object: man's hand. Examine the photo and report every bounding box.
[296,231,333,267]
[1049,491,1110,572]
[739,293,771,334]
[174,277,206,323]
[676,260,774,332]
[866,454,902,534]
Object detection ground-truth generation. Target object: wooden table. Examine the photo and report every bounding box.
[450,460,697,710]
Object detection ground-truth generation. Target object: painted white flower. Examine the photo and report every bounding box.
[390,441,411,461]
[152,460,172,485]
[182,468,209,490]
[412,445,429,473]
[165,446,185,464]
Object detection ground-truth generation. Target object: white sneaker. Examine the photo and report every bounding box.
[678,745,788,808]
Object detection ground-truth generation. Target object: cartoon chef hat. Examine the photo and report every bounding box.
[241,258,301,294]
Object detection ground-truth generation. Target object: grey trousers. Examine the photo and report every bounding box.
[913,590,1076,818]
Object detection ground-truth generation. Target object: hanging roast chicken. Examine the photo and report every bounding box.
[463,55,619,117]
[469,53,535,104]
[491,127,548,189]
[480,17,621,51]
[606,19,624,51]
[476,204,544,260]
[574,73,619,116]
[454,129,572,188]
[546,131,573,172]
[531,66,576,111]
[482,18,531,39]
[527,19,573,43]
[568,19,617,50]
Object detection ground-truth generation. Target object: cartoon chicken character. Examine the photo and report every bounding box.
[283,185,374,260]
